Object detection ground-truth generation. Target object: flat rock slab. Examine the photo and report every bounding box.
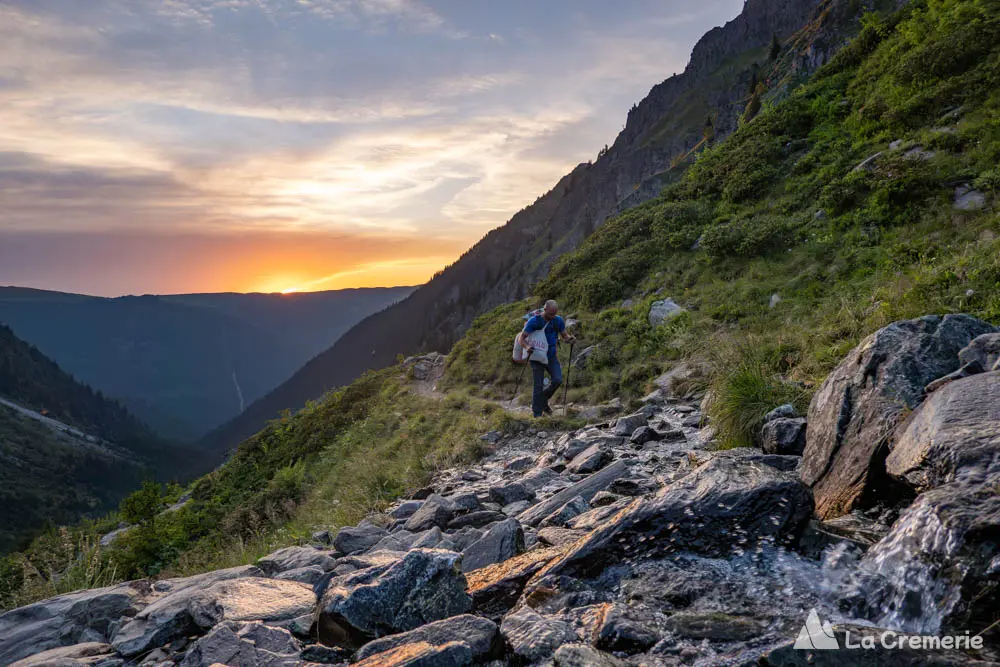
[189,578,316,627]
[353,640,473,667]
[536,456,813,580]
[519,460,629,526]
[9,642,115,667]
[354,614,498,662]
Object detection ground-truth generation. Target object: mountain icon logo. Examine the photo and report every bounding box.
[794,609,839,650]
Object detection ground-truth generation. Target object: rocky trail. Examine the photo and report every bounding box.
[3,315,1000,666]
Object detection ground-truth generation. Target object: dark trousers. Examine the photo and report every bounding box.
[530,355,562,417]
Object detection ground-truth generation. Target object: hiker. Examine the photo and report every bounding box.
[517,300,575,417]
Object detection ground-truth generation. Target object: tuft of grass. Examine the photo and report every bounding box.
[706,339,810,450]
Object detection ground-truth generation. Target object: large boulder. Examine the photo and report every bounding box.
[316,549,471,647]
[801,315,996,519]
[536,455,813,580]
[461,519,525,573]
[0,582,146,665]
[354,614,498,662]
[179,621,301,667]
[112,575,313,657]
[465,546,567,619]
[862,372,1000,634]
[404,496,457,532]
[565,444,610,474]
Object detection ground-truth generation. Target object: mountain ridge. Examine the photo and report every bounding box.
[202,0,867,451]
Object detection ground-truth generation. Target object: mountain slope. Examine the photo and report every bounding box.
[0,325,207,552]
[203,0,872,450]
[0,286,413,439]
[5,0,999,619]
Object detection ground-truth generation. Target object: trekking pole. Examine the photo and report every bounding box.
[563,341,575,416]
[510,362,528,406]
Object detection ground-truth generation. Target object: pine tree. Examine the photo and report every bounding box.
[769,33,782,61]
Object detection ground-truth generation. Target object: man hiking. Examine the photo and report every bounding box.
[517,300,575,417]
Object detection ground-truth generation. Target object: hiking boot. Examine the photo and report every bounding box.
[542,404,553,415]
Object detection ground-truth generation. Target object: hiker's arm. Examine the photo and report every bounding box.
[517,329,533,351]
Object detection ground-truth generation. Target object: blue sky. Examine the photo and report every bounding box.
[0,0,743,295]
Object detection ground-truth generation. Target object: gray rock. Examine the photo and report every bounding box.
[460,470,485,482]
[333,525,390,555]
[353,640,472,666]
[311,530,333,545]
[662,612,765,641]
[590,491,620,507]
[801,314,996,519]
[536,527,587,547]
[537,456,813,579]
[888,371,1000,491]
[613,412,647,436]
[257,546,336,575]
[446,492,480,512]
[648,298,686,327]
[592,604,659,653]
[488,481,533,506]
[959,332,1000,371]
[539,496,590,528]
[764,403,797,422]
[519,460,630,526]
[390,501,424,520]
[445,527,484,551]
[447,511,506,530]
[761,417,807,456]
[629,426,658,445]
[852,151,882,172]
[179,621,300,667]
[370,530,418,553]
[274,566,326,585]
[554,643,625,667]
[9,643,115,667]
[112,574,309,658]
[565,444,609,474]
[403,498,455,532]
[954,185,987,210]
[0,583,145,665]
[500,606,575,663]
[505,456,535,471]
[316,549,471,647]
[520,467,564,493]
[354,614,498,662]
[561,438,590,460]
[572,345,600,370]
[925,361,985,394]
[501,500,532,517]
[410,527,444,549]
[465,547,566,620]
[461,519,524,572]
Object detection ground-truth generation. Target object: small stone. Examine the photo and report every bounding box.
[540,496,590,528]
[489,482,533,506]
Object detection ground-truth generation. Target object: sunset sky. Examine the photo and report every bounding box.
[0,0,742,296]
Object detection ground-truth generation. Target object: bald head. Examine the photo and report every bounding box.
[543,300,558,319]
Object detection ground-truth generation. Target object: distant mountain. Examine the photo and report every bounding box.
[203,0,859,451]
[0,324,207,552]
[0,286,414,440]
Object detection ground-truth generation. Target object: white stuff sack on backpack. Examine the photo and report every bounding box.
[512,329,548,365]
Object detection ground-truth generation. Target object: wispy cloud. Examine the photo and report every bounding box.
[0,0,744,294]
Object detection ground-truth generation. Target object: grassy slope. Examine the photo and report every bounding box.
[3,0,999,610]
